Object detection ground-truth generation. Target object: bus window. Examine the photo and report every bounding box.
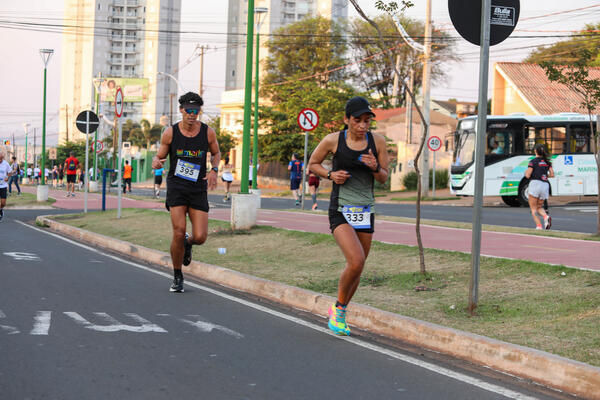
[525,126,566,155]
[568,125,592,153]
[487,131,512,155]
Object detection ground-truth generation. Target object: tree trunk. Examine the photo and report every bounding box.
[349,0,428,274]
[596,115,600,235]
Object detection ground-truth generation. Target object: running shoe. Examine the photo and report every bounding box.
[328,303,350,336]
[295,200,300,206]
[535,225,543,230]
[183,232,193,266]
[312,203,318,210]
[170,276,184,293]
[544,215,552,230]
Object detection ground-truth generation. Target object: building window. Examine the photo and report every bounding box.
[232,70,235,77]
[98,3,101,10]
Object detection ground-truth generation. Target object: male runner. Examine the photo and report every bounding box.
[152,92,220,293]
[0,151,14,222]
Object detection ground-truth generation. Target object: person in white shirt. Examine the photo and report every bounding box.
[27,167,32,182]
[33,166,41,184]
[0,151,14,221]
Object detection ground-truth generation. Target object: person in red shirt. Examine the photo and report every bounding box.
[63,152,79,197]
[122,160,133,193]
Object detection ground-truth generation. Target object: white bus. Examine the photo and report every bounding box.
[450,113,598,207]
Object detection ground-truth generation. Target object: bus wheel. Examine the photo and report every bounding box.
[501,196,521,207]
[518,181,530,207]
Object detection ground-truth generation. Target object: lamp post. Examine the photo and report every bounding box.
[39,48,53,201]
[23,123,30,184]
[158,72,184,125]
[252,7,268,191]
[240,0,256,194]
[93,77,105,182]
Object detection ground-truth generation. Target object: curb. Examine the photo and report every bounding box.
[37,215,600,399]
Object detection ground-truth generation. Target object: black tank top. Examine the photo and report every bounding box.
[330,130,378,212]
[167,122,209,190]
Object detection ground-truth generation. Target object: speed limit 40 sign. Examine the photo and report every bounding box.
[427,136,442,152]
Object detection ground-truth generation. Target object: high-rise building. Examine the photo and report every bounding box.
[59,0,181,144]
[224,0,348,90]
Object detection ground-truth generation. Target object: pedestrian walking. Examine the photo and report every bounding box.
[33,166,40,184]
[58,164,64,187]
[123,160,133,193]
[288,153,303,206]
[64,152,79,196]
[308,96,389,336]
[525,144,554,230]
[153,165,164,198]
[26,166,32,183]
[152,92,221,293]
[8,156,21,195]
[52,165,59,188]
[248,160,258,188]
[0,151,14,221]
[221,156,234,201]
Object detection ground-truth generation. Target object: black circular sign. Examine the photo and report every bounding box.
[76,110,100,134]
[449,0,520,46]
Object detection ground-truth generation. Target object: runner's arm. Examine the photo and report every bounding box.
[372,133,389,184]
[207,126,221,170]
[308,132,350,185]
[152,127,172,169]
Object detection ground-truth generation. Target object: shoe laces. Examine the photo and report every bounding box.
[335,306,347,323]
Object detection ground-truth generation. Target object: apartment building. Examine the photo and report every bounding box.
[59,0,181,144]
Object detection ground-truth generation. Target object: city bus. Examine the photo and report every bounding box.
[450,113,598,207]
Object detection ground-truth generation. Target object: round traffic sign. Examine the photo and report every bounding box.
[427,136,442,152]
[297,108,319,132]
[75,110,99,134]
[115,87,124,118]
[90,141,104,153]
[448,0,520,46]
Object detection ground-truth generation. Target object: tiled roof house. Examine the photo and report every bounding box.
[492,62,600,115]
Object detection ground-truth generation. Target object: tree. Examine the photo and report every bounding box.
[349,14,455,108]
[541,49,600,235]
[56,140,86,164]
[525,23,600,66]
[206,116,236,157]
[263,16,350,97]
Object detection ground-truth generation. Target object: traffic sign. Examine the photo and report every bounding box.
[115,87,124,118]
[448,0,520,46]
[297,108,319,132]
[91,141,104,153]
[427,136,442,152]
[75,110,99,134]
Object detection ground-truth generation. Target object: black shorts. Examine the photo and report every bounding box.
[329,209,375,234]
[0,187,7,199]
[166,187,209,212]
[290,177,301,190]
[154,175,163,185]
[66,174,76,183]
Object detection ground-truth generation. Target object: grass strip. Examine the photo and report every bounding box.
[7,192,56,206]
[54,208,600,367]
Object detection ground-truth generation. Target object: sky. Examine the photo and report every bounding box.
[1,0,599,147]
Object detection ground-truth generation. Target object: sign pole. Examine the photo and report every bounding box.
[117,118,122,219]
[432,149,436,199]
[301,130,309,210]
[84,113,90,213]
[468,0,492,314]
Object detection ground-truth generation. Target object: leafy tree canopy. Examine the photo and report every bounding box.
[206,116,236,157]
[525,23,600,66]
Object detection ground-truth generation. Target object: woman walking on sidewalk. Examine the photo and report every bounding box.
[221,156,234,201]
[525,144,554,230]
[308,96,388,336]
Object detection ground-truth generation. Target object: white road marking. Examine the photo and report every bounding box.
[30,311,52,335]
[0,309,20,335]
[63,312,168,333]
[3,252,41,261]
[18,220,538,400]
[180,315,244,339]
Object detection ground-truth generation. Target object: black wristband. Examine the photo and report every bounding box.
[373,164,380,173]
[327,171,332,180]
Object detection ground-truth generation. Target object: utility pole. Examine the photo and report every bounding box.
[197,45,208,97]
[420,0,432,197]
[33,128,37,170]
[65,104,69,143]
[391,54,401,107]
[169,93,175,124]
[406,70,414,144]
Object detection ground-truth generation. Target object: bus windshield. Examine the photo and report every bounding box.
[454,131,475,167]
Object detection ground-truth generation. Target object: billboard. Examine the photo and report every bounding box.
[99,78,149,102]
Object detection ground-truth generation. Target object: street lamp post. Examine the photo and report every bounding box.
[23,123,30,184]
[39,48,53,201]
[240,0,256,194]
[93,77,105,181]
[158,71,184,125]
[252,7,268,191]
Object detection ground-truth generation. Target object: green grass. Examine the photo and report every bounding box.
[6,192,55,206]
[52,208,600,367]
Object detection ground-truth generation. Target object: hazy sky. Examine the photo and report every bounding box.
[1,0,599,146]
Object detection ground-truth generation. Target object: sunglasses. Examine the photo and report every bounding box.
[184,108,200,115]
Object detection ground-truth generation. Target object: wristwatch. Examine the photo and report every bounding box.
[327,171,332,180]
[211,167,218,173]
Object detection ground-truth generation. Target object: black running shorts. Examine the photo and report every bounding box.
[0,187,7,199]
[329,209,375,234]
[154,175,163,185]
[166,187,209,212]
[66,174,76,183]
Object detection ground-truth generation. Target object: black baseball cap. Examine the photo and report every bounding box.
[345,96,375,118]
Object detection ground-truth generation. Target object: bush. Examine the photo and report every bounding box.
[402,169,449,191]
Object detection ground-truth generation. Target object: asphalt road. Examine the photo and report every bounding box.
[0,210,567,400]
[129,187,599,234]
